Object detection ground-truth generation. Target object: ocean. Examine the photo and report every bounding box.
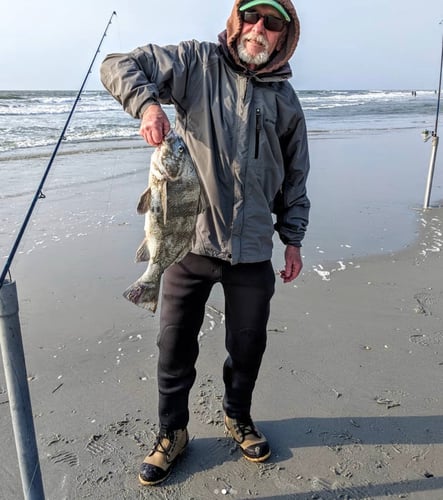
[0,89,441,271]
[0,89,438,154]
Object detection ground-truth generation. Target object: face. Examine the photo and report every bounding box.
[237,4,286,69]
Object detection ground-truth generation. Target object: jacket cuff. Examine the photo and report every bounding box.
[139,98,161,118]
[274,223,303,247]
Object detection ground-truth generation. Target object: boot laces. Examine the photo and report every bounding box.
[151,430,175,458]
[236,418,259,439]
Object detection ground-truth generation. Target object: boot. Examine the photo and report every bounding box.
[224,415,271,462]
[139,428,189,485]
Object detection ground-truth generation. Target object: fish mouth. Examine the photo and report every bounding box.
[164,129,177,140]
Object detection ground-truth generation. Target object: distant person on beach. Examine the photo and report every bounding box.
[100,0,310,485]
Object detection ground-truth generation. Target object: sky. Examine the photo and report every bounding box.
[1,0,442,91]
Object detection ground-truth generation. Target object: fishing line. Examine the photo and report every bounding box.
[0,11,117,289]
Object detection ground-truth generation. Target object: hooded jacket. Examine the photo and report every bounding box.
[100,0,310,265]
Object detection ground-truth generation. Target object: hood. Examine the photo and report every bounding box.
[224,0,300,75]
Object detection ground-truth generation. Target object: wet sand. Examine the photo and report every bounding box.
[1,131,443,499]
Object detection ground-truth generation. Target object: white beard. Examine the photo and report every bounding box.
[237,33,270,67]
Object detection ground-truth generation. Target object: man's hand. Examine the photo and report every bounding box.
[139,104,171,146]
[280,245,303,283]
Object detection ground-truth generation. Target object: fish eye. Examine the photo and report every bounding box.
[178,146,184,153]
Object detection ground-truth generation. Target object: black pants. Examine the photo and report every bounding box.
[157,252,275,430]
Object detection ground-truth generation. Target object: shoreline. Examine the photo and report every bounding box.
[2,127,441,269]
[0,124,435,160]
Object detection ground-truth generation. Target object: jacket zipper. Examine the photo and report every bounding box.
[255,107,261,159]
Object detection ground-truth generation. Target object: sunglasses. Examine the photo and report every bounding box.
[241,10,287,32]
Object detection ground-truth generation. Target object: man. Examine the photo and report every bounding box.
[101,0,310,486]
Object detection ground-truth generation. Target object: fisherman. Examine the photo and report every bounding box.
[100,0,310,485]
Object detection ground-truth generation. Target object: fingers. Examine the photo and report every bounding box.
[139,105,171,146]
[279,263,302,283]
[151,124,168,145]
[140,127,163,146]
[280,245,303,283]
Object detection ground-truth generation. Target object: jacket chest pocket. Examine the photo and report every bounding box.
[251,98,278,161]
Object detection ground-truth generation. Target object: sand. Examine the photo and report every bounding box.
[1,131,443,499]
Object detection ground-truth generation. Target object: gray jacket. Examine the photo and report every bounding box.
[100,35,310,265]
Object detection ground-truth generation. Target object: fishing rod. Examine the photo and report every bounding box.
[0,10,117,288]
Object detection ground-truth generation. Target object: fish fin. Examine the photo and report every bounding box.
[137,187,152,215]
[123,280,160,313]
[162,181,168,224]
[135,238,150,262]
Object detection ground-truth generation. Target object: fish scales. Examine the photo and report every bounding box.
[123,131,205,312]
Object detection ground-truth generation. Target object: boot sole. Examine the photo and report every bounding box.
[242,449,271,463]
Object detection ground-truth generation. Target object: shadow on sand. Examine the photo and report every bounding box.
[248,475,443,500]
[162,414,443,499]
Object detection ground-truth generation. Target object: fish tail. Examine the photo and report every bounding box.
[122,280,160,313]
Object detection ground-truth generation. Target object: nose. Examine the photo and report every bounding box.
[251,17,266,34]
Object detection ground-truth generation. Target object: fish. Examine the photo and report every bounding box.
[123,130,206,312]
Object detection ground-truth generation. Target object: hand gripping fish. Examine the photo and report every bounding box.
[123,131,206,312]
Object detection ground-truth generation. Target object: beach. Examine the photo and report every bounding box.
[1,126,443,499]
